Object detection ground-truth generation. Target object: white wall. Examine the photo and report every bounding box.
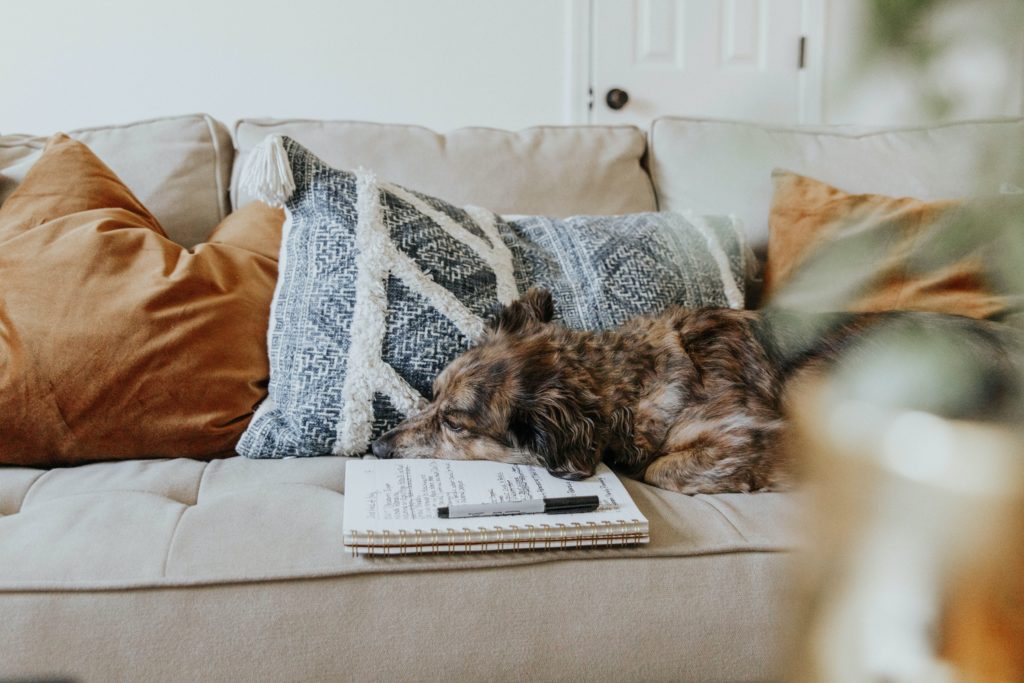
[1,0,570,134]
[3,0,1022,135]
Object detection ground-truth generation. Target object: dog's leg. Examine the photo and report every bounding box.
[642,449,757,494]
[642,416,788,495]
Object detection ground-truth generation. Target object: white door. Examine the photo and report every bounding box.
[589,0,813,126]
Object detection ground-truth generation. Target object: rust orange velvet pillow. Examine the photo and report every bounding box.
[763,171,1009,319]
[0,135,283,467]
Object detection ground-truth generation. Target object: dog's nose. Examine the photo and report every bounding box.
[371,439,393,459]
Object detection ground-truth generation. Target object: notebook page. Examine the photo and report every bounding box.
[343,459,646,539]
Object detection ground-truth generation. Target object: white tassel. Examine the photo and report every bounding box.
[240,134,295,207]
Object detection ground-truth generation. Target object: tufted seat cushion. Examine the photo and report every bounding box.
[1,456,801,680]
[0,455,799,587]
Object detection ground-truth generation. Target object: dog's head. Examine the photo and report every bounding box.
[371,288,600,480]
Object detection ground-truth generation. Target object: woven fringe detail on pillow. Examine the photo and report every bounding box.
[240,135,296,207]
[334,169,391,454]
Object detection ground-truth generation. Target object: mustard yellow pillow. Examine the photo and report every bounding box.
[0,135,282,466]
[763,171,1009,319]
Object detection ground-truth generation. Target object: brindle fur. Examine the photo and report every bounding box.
[372,288,1017,494]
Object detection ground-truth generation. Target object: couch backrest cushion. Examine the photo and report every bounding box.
[233,119,656,216]
[0,114,233,247]
[649,117,1024,248]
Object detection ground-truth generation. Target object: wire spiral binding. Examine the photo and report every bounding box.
[346,518,648,556]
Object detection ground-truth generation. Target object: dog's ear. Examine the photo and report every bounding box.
[490,288,555,335]
[509,389,598,481]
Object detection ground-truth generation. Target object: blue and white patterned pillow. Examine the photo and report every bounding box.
[507,213,745,330]
[238,137,748,458]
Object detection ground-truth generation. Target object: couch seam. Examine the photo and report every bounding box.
[648,114,1024,140]
[193,461,211,505]
[203,115,229,222]
[237,117,646,136]
[648,118,663,211]
[692,496,750,544]
[229,119,243,209]
[160,504,190,579]
[12,489,196,506]
[1,546,794,593]
[10,470,48,513]
[635,130,658,212]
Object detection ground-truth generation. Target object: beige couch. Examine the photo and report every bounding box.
[2,114,1022,682]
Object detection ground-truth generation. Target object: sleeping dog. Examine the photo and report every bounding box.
[371,288,1018,494]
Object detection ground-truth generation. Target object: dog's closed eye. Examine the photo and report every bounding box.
[442,412,467,433]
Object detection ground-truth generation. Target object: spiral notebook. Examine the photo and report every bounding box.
[343,459,649,555]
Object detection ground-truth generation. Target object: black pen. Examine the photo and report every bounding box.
[437,495,600,519]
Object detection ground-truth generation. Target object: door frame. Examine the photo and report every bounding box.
[565,0,826,125]
[564,0,594,125]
